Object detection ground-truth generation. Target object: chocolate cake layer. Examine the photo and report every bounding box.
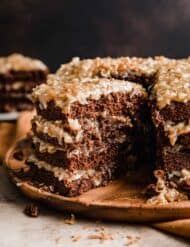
[31,101,142,169]
[155,126,190,170]
[151,59,190,193]
[19,160,115,197]
[31,86,149,172]
[151,101,190,131]
[0,53,48,112]
[27,65,152,196]
[32,127,136,168]
[35,91,147,121]
[158,146,190,174]
[15,55,190,199]
[32,113,135,146]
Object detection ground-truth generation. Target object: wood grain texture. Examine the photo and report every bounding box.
[5,138,190,224]
[0,110,34,161]
[0,122,16,161]
[4,111,190,239]
[154,219,190,239]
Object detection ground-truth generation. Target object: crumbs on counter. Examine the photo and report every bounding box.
[63,213,76,225]
[88,228,114,242]
[126,235,141,246]
[24,203,40,217]
[71,235,81,242]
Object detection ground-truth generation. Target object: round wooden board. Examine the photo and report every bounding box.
[5,138,190,223]
[0,122,16,161]
[0,110,35,161]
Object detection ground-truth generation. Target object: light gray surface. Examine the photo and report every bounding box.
[0,112,19,121]
[0,167,189,247]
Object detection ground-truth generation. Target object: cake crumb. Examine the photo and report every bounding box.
[71,235,81,242]
[88,231,113,242]
[63,213,76,225]
[146,170,188,204]
[24,203,39,217]
[126,236,140,246]
[95,226,105,232]
[82,225,89,230]
[13,150,24,161]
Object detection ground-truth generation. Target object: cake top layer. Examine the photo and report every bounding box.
[0,53,48,73]
[153,59,190,109]
[56,57,157,82]
[32,74,147,112]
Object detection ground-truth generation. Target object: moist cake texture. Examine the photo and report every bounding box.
[0,53,48,112]
[28,77,148,196]
[17,56,156,197]
[150,59,190,202]
[12,56,190,199]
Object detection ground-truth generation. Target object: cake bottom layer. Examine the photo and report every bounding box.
[153,131,190,195]
[20,160,116,197]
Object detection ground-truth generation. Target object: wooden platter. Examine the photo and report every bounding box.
[3,111,190,238]
[5,138,190,224]
[0,110,34,160]
[0,122,16,160]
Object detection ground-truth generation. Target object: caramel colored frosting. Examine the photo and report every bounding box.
[153,59,190,109]
[56,57,156,82]
[0,53,48,73]
[33,115,82,145]
[164,120,190,146]
[32,75,147,113]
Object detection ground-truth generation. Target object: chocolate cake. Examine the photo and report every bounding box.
[11,56,190,201]
[150,58,190,200]
[14,56,160,197]
[0,53,48,112]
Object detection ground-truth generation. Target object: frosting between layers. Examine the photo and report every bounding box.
[32,133,133,159]
[33,115,82,145]
[33,113,133,146]
[28,154,104,186]
[32,135,108,158]
[154,59,190,109]
[0,81,33,91]
[0,53,47,73]
[168,169,190,184]
[164,120,190,146]
[32,136,64,154]
[32,76,147,113]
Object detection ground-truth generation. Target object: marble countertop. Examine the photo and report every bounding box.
[0,167,189,247]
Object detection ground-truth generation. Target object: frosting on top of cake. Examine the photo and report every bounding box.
[32,74,147,113]
[56,57,156,82]
[153,59,190,109]
[0,53,48,73]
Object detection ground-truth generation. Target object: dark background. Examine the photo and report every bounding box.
[1,0,190,71]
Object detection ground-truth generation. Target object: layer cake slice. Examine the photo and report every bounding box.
[0,53,48,112]
[22,57,152,196]
[150,59,190,202]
